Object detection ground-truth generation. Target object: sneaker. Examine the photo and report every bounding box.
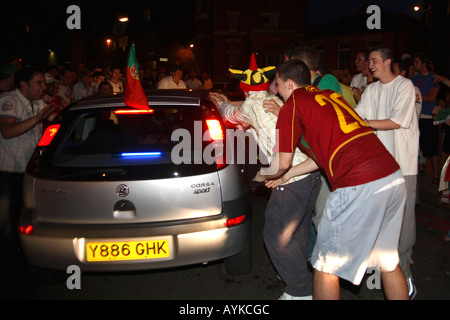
[278,292,312,300]
[406,276,417,300]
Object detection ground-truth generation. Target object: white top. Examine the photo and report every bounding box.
[185,78,203,89]
[0,89,46,172]
[108,80,123,93]
[57,84,73,106]
[157,76,186,89]
[355,75,419,176]
[350,73,368,91]
[73,82,96,101]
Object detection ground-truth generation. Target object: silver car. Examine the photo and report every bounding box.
[19,89,252,276]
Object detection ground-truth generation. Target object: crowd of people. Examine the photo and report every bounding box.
[0,38,449,300]
[208,39,449,300]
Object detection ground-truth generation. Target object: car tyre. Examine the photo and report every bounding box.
[224,232,253,275]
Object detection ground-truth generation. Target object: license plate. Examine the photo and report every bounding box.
[86,239,171,262]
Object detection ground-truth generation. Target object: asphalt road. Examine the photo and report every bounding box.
[0,192,448,302]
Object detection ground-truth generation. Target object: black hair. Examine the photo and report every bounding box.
[289,46,321,72]
[276,59,311,86]
[370,47,393,62]
[14,65,43,89]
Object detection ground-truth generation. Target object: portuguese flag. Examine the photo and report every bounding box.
[124,44,149,110]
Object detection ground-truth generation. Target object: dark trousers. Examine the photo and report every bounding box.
[263,171,321,296]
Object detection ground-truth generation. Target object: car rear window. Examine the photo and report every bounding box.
[35,104,223,181]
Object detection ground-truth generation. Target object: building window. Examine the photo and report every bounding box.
[229,14,238,32]
[338,41,351,70]
[263,16,278,29]
[366,39,380,50]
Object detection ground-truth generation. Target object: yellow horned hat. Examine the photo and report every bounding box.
[229,53,276,92]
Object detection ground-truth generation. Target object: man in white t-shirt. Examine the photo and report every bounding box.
[355,47,419,299]
[157,65,186,89]
[350,50,373,103]
[185,70,202,89]
[108,65,124,93]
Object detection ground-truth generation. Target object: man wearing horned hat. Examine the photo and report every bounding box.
[210,53,320,300]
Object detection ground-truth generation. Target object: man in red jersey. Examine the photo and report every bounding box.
[255,59,409,300]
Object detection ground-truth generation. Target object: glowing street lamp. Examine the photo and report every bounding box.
[119,17,129,22]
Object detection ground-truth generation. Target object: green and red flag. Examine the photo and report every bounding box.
[124,44,149,110]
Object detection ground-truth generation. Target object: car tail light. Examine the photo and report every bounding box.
[18,225,33,235]
[224,215,245,227]
[206,119,224,140]
[113,109,154,115]
[37,124,60,146]
[205,119,226,169]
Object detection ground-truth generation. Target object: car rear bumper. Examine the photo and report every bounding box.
[20,219,250,272]
[19,195,252,272]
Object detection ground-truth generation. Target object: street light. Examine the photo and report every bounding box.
[119,17,129,23]
[414,5,421,12]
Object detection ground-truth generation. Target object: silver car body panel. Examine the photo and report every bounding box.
[33,172,222,224]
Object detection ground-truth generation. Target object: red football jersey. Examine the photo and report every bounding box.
[276,86,399,190]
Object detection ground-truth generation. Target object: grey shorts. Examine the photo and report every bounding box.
[311,170,406,285]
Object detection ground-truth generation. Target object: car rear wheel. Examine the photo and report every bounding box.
[224,232,252,275]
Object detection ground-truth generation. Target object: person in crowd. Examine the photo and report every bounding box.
[73,70,97,101]
[141,67,157,89]
[0,66,55,255]
[108,64,124,93]
[93,71,106,89]
[256,59,409,300]
[157,65,186,89]
[57,68,75,107]
[411,52,441,185]
[0,63,17,94]
[210,53,320,300]
[97,81,114,95]
[355,47,419,299]
[201,71,213,89]
[185,69,203,89]
[350,50,374,103]
[42,74,62,123]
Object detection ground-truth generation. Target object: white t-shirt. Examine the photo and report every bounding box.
[185,78,202,89]
[157,76,186,89]
[350,73,368,91]
[108,80,123,93]
[355,75,419,176]
[0,89,46,172]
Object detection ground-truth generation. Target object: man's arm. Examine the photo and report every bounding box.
[267,157,319,188]
[422,86,439,103]
[365,119,401,130]
[209,92,250,128]
[254,152,319,181]
[0,104,55,139]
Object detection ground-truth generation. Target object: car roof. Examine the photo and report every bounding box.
[69,89,214,111]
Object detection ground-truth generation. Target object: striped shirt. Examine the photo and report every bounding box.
[0,89,45,172]
[218,90,310,184]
